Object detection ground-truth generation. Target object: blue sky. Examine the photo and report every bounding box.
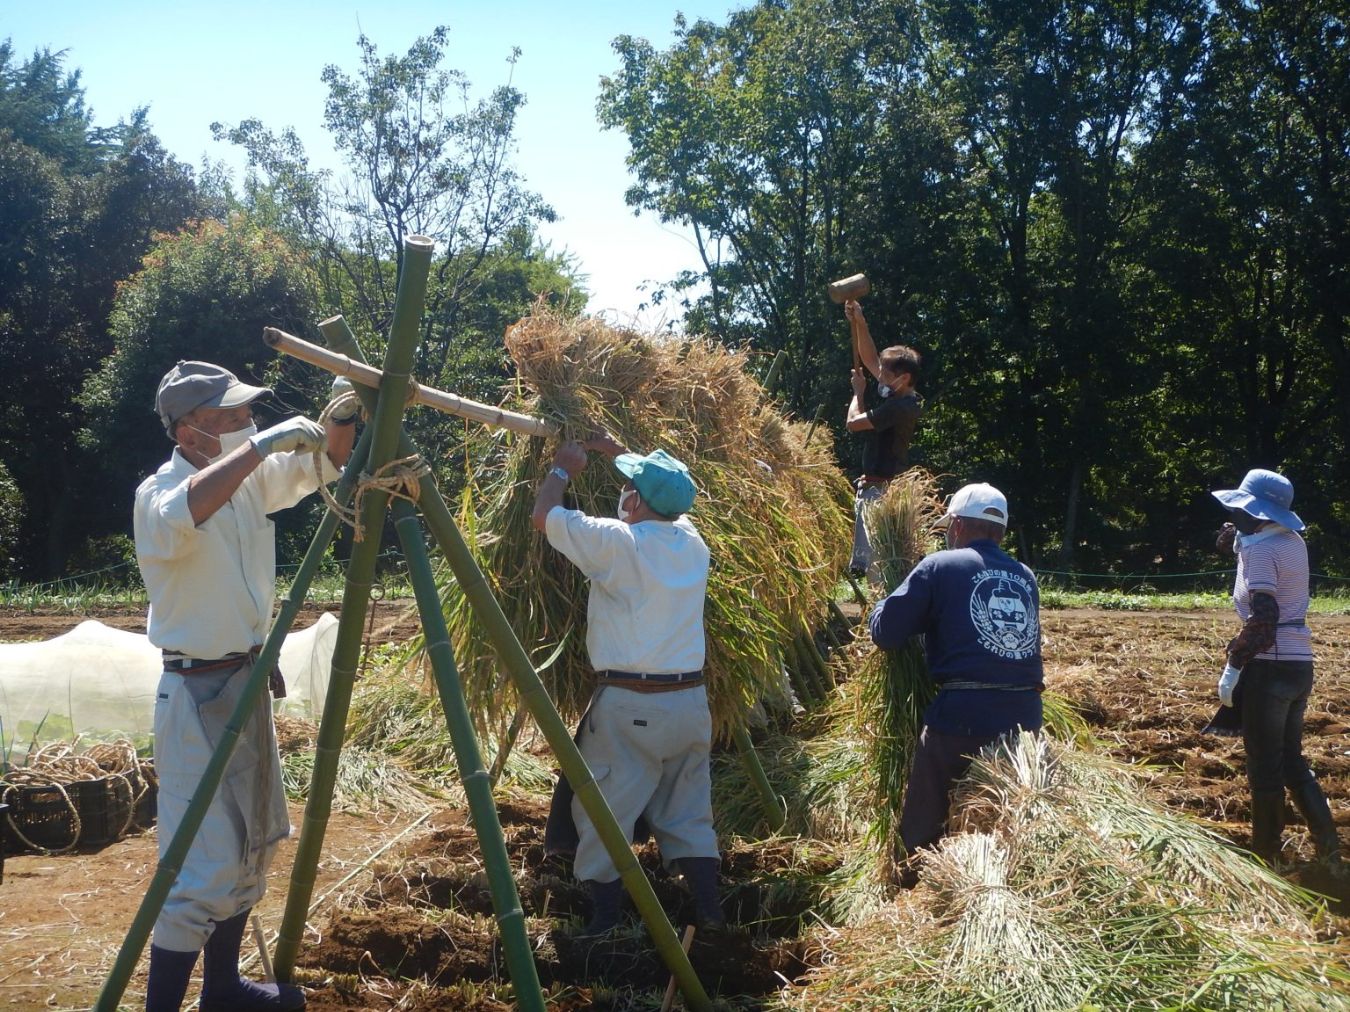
[5,1,736,327]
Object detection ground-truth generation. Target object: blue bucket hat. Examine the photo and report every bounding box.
[614,449,697,517]
[1211,468,1304,532]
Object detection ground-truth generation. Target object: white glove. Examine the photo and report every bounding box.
[330,376,361,422]
[250,417,326,458]
[1218,663,1242,708]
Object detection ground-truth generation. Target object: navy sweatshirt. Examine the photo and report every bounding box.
[869,539,1044,737]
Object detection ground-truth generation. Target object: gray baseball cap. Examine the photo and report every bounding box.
[155,360,272,435]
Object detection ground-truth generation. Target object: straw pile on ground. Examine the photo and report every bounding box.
[441,308,852,742]
[774,732,1350,1010]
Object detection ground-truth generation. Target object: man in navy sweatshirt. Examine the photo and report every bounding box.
[869,482,1043,857]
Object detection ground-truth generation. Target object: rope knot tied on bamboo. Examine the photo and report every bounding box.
[314,390,433,541]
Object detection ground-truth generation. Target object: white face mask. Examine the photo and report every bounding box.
[878,383,892,398]
[616,488,637,522]
[187,422,257,463]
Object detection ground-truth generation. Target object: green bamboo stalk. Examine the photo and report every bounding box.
[763,349,787,392]
[783,644,816,709]
[800,629,835,692]
[318,316,713,1012]
[488,706,529,788]
[803,402,827,447]
[828,598,854,640]
[273,235,435,982]
[94,427,374,1012]
[392,498,544,1008]
[792,635,827,704]
[731,724,786,833]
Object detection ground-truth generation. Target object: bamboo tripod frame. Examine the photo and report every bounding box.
[94,236,715,1012]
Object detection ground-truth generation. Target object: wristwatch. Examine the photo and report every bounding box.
[549,466,571,483]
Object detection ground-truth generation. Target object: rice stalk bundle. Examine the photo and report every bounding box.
[440,307,853,742]
[851,470,944,864]
[343,666,556,794]
[776,733,1350,1011]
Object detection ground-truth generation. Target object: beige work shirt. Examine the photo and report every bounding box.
[134,445,338,658]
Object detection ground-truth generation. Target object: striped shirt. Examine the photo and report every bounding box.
[1233,526,1313,662]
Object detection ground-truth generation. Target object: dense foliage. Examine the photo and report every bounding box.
[1,5,1346,582]
[599,0,1349,575]
[0,33,581,580]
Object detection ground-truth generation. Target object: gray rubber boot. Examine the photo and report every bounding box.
[1289,780,1341,863]
[678,857,726,932]
[1249,790,1286,866]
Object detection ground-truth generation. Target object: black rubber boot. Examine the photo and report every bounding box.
[577,878,625,937]
[145,945,198,1012]
[1290,780,1341,863]
[678,857,726,932]
[1250,790,1286,866]
[200,910,305,1011]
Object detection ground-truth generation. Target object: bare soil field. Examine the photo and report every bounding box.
[2,605,1347,1009]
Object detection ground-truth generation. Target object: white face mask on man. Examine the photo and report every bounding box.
[186,422,258,463]
[616,487,638,522]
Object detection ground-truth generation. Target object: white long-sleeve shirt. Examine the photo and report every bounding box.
[544,507,708,674]
[134,446,337,658]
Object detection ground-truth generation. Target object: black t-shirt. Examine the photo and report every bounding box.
[861,390,922,478]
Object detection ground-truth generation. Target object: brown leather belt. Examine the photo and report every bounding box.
[163,647,287,698]
[596,669,705,693]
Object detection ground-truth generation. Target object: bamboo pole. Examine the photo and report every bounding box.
[783,645,815,709]
[264,325,557,438]
[731,724,786,833]
[272,235,435,981]
[792,635,828,704]
[391,498,544,1008]
[803,403,827,447]
[762,349,787,392]
[799,629,835,692]
[93,426,375,1012]
[317,315,714,1012]
[488,706,529,788]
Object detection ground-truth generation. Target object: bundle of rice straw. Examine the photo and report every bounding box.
[441,308,852,742]
[775,733,1350,1011]
[852,470,945,867]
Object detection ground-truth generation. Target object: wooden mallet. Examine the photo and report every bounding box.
[828,273,870,369]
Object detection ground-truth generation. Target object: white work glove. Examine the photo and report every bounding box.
[330,376,362,422]
[250,417,326,458]
[1217,663,1242,708]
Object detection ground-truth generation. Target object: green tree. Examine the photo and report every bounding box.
[599,1,938,412]
[78,216,324,554]
[212,26,579,460]
[0,42,200,578]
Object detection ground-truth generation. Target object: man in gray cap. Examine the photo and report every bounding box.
[134,361,357,1011]
[1212,468,1339,866]
[531,436,723,938]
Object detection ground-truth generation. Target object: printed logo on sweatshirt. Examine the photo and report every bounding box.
[969,569,1038,659]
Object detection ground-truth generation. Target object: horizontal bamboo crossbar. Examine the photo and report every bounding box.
[263,326,557,439]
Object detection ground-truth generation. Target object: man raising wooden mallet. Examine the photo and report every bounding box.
[843,298,923,581]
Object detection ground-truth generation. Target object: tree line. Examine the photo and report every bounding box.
[599,0,1349,578]
[2,2,1347,584]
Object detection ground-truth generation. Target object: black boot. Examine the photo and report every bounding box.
[146,945,198,1012]
[577,878,625,937]
[1250,790,1286,866]
[678,857,726,932]
[1290,780,1341,863]
[200,910,305,1011]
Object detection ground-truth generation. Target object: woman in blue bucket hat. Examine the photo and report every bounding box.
[1211,468,1340,866]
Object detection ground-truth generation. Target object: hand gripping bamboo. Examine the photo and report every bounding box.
[263,325,557,438]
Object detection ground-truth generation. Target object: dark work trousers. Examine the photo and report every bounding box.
[1240,658,1317,794]
[899,727,997,855]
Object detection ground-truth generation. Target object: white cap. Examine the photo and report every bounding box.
[933,482,1008,529]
